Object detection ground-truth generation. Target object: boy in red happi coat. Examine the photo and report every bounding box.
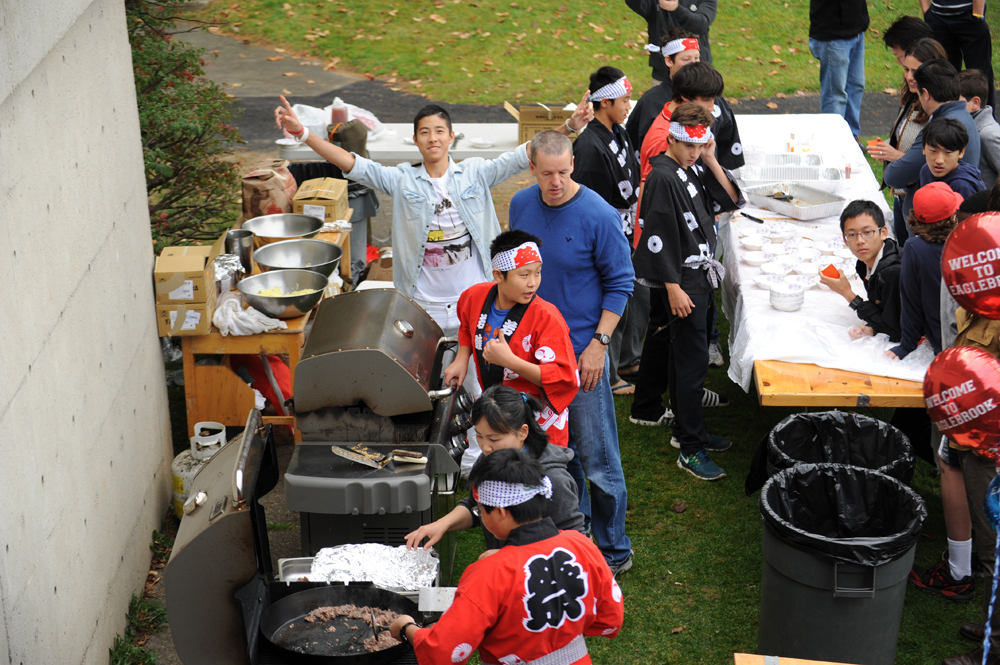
[445,231,579,446]
[389,449,624,664]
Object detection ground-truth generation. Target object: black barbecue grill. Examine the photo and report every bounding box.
[166,290,471,665]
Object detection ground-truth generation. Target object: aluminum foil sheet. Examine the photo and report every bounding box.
[321,220,352,233]
[310,544,439,592]
[215,254,246,291]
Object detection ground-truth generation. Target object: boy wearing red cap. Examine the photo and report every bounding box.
[445,230,579,446]
[887,181,964,359]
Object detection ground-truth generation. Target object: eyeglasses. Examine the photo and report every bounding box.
[844,229,880,242]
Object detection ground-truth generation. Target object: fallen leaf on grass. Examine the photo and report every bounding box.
[884,87,899,96]
[274,48,286,53]
[727,97,741,105]
[672,626,686,634]
[795,90,806,96]
[775,92,787,98]
[424,60,440,65]
[767,70,779,76]
[771,44,782,53]
[268,55,285,61]
[283,72,301,77]
[429,13,447,23]
[672,501,686,513]
[324,58,341,70]
[766,101,778,109]
[771,58,783,63]
[534,78,545,83]
[225,93,236,98]
[230,82,244,87]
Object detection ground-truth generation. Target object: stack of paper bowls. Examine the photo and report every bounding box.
[770,282,805,311]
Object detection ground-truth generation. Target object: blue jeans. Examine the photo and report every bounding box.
[565,353,632,566]
[809,33,865,138]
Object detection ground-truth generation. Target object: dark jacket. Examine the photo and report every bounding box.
[625,0,716,80]
[890,236,944,358]
[855,238,903,342]
[626,85,745,171]
[809,0,869,41]
[460,443,584,550]
[883,100,982,221]
[919,160,987,199]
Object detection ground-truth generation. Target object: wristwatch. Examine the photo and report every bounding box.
[848,296,863,311]
[398,622,419,646]
[593,332,611,346]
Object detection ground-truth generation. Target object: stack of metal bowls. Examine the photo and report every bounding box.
[242,214,324,247]
[253,239,343,278]
[237,270,328,319]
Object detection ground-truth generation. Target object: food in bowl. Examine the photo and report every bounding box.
[257,286,321,297]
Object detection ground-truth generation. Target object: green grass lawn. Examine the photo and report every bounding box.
[188,0,1000,104]
[445,296,983,664]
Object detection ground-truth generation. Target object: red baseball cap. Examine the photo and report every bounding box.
[913,181,964,224]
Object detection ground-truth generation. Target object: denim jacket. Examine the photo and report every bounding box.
[344,144,530,297]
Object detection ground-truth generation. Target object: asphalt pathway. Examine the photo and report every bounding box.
[176,24,904,151]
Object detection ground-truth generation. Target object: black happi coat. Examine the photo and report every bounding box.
[625,81,745,171]
[571,119,640,211]
[633,153,743,294]
[855,237,903,341]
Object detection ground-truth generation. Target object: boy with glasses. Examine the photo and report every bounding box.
[819,200,903,342]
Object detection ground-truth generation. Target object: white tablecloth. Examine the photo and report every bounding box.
[721,114,934,393]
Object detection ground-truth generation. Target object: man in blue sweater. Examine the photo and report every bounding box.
[884,59,981,224]
[510,130,636,576]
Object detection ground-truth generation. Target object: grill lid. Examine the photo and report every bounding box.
[293,290,446,416]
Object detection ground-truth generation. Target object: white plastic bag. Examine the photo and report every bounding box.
[291,103,332,139]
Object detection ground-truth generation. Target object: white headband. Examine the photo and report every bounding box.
[661,37,700,56]
[492,241,543,272]
[669,121,713,144]
[472,476,553,508]
[590,76,633,102]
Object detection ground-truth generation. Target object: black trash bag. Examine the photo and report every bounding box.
[745,411,915,495]
[760,463,926,566]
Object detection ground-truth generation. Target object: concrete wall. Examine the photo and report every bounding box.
[0,0,174,662]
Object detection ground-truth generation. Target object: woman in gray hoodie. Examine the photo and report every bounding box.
[404,385,584,554]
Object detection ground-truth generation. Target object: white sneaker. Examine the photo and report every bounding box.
[708,342,725,368]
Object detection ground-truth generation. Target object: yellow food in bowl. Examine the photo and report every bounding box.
[256,286,319,297]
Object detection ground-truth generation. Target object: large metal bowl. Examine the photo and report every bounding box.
[253,239,344,278]
[242,214,324,247]
[238,270,328,319]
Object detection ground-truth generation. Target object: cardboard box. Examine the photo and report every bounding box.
[365,250,393,283]
[155,284,217,337]
[293,177,350,223]
[154,245,217,304]
[316,219,352,281]
[504,101,575,144]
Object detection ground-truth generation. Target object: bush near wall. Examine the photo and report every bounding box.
[127,0,244,252]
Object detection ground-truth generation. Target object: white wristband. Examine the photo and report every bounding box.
[294,127,310,144]
[564,118,580,134]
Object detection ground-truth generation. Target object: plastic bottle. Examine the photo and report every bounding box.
[330,98,349,125]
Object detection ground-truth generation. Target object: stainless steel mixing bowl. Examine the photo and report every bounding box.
[241,214,324,246]
[253,239,344,278]
[237,269,328,319]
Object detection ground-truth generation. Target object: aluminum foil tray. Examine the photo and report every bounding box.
[744,182,847,221]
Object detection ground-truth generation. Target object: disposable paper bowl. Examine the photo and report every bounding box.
[770,282,805,311]
[754,274,785,290]
[788,248,821,263]
[838,261,858,278]
[795,262,820,277]
[760,261,795,276]
[817,240,843,255]
[784,237,814,250]
[835,247,856,261]
[743,251,770,266]
[740,225,767,238]
[764,243,787,256]
[764,221,796,240]
[740,236,772,250]
[471,137,496,148]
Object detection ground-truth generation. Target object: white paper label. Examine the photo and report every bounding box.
[168,310,202,331]
[303,204,326,221]
[168,279,194,300]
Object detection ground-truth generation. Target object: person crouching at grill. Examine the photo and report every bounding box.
[390,449,624,664]
[444,230,579,446]
[404,385,584,557]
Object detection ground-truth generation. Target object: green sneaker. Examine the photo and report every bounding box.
[677,448,727,481]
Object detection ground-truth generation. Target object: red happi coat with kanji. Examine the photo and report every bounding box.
[458,281,579,446]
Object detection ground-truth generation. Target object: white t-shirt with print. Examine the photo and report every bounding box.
[412,174,487,303]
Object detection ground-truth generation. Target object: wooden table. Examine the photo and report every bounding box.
[182,310,312,441]
[754,360,925,408]
[735,654,857,665]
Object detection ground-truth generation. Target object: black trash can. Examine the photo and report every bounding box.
[746,411,915,495]
[758,464,926,665]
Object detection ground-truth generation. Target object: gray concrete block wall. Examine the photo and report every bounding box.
[0,0,174,663]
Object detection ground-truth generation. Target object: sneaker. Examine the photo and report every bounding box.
[702,389,730,407]
[940,548,989,578]
[708,342,725,368]
[630,409,674,426]
[677,448,727,481]
[609,554,634,578]
[909,560,975,602]
[671,433,732,451]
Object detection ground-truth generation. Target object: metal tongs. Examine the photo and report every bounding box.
[767,192,795,202]
[370,608,388,639]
